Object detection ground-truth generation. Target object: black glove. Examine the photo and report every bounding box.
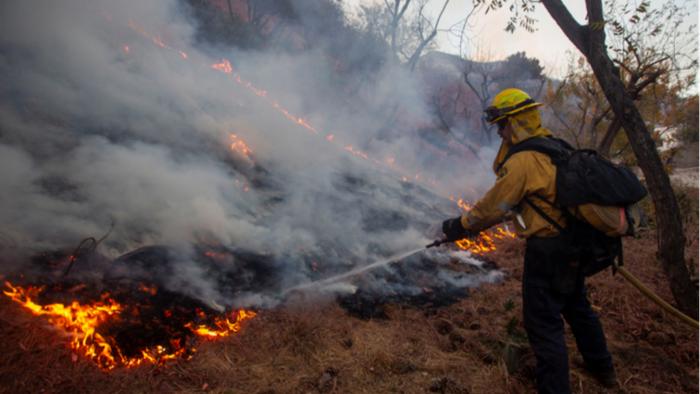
[441,216,475,242]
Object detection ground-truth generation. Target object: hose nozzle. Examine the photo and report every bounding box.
[426,238,450,248]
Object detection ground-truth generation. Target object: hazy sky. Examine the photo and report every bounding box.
[344,0,698,78]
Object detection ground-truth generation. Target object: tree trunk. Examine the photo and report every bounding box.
[597,116,622,158]
[542,0,698,318]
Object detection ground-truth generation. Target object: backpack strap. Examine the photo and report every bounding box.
[496,136,573,173]
[522,196,567,234]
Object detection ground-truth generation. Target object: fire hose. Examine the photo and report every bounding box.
[612,261,699,329]
[427,238,699,330]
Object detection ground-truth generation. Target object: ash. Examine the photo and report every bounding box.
[335,248,503,319]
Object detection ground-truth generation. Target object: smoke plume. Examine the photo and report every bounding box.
[0,0,500,308]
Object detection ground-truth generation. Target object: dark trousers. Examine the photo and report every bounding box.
[523,236,613,394]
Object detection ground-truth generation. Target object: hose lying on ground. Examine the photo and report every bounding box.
[616,265,699,329]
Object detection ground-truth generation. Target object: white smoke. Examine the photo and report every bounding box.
[0,0,498,307]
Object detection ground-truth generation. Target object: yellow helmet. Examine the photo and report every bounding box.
[483,88,542,124]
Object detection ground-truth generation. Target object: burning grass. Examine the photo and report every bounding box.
[2,280,256,370]
[0,227,697,393]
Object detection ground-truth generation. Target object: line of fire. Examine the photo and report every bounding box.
[2,1,698,393]
[2,1,515,373]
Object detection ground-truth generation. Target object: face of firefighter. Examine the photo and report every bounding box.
[497,120,513,143]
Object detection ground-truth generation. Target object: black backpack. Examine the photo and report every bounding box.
[501,137,647,276]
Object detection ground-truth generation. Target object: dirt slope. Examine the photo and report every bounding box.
[0,226,697,394]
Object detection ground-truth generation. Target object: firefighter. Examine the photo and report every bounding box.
[442,88,616,393]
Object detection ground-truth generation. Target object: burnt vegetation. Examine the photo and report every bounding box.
[0,0,697,392]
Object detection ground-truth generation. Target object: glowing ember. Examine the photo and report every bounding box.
[212,59,233,74]
[344,145,369,160]
[152,36,166,49]
[229,133,253,161]
[3,281,256,370]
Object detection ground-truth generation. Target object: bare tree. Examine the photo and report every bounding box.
[462,46,499,143]
[428,72,483,156]
[596,0,697,157]
[357,0,451,70]
[546,57,614,149]
[405,0,451,70]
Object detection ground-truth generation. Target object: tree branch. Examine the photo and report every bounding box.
[541,0,587,54]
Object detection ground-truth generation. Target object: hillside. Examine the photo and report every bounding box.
[1,220,697,393]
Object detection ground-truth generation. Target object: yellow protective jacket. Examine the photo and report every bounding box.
[460,109,566,238]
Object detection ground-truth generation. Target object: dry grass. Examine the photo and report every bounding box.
[0,224,697,393]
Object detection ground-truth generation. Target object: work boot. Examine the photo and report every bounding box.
[587,366,618,389]
[575,357,618,389]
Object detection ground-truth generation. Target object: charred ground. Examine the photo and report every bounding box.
[0,222,697,394]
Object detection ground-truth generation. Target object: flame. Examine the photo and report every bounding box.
[137,283,158,296]
[457,198,472,212]
[152,36,166,49]
[229,133,253,160]
[4,281,123,369]
[212,59,233,74]
[344,145,369,160]
[454,225,516,255]
[3,281,256,369]
[186,310,257,338]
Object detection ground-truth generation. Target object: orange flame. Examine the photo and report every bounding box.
[186,310,257,338]
[4,281,124,369]
[454,225,516,255]
[3,281,256,369]
[344,145,369,160]
[212,59,233,74]
[152,36,167,49]
[229,133,253,160]
[457,198,472,213]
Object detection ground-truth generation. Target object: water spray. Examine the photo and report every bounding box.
[280,238,451,296]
